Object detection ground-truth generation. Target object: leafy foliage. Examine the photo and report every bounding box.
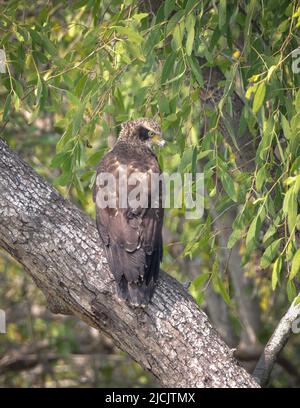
[1,0,300,387]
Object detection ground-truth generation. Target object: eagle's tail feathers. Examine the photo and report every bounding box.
[115,277,155,308]
[105,244,157,307]
[127,280,155,308]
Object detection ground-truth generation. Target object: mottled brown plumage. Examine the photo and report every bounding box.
[93,118,164,307]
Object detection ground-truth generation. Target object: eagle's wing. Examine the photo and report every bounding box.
[93,150,163,306]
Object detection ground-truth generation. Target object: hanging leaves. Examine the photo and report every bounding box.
[253,82,266,114]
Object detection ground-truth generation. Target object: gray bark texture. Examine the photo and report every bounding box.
[0,138,259,388]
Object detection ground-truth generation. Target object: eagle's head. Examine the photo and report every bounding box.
[119,118,165,147]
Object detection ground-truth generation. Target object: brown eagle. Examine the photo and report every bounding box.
[93,118,165,307]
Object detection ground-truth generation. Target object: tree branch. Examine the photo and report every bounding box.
[253,296,300,386]
[0,138,259,388]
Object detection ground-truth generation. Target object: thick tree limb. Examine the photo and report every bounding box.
[253,296,300,387]
[0,139,259,388]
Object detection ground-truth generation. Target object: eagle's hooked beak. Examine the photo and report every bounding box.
[151,133,165,147]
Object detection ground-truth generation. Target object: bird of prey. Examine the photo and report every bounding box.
[93,118,165,307]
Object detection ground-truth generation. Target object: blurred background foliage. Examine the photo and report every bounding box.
[1,0,300,387]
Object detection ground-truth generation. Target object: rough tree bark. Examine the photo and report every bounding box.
[0,139,259,388]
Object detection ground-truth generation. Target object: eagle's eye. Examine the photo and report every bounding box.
[138,126,150,141]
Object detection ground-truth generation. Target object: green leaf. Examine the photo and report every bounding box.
[50,152,71,168]
[256,166,267,191]
[267,65,277,81]
[212,260,230,305]
[12,93,20,112]
[124,41,145,62]
[191,146,197,177]
[257,116,275,160]
[115,26,144,44]
[86,148,107,166]
[161,53,177,84]
[55,170,72,186]
[185,0,200,13]
[287,241,295,262]
[80,170,95,183]
[281,114,292,140]
[144,26,161,55]
[40,34,57,56]
[219,0,227,29]
[295,90,300,113]
[172,23,184,50]
[222,115,240,153]
[228,229,243,249]
[253,82,266,114]
[178,147,194,173]
[272,256,282,290]
[287,280,297,302]
[283,188,297,234]
[132,13,149,22]
[294,294,300,306]
[92,0,101,24]
[158,94,170,114]
[57,128,73,152]
[164,59,186,85]
[165,113,177,122]
[290,248,300,281]
[72,103,85,137]
[54,153,73,186]
[191,272,210,290]
[185,15,195,56]
[187,55,204,86]
[13,80,24,98]
[291,157,300,174]
[184,0,201,14]
[166,10,185,35]
[35,75,43,105]
[263,222,277,243]
[260,239,282,269]
[29,28,43,46]
[243,0,257,57]
[74,174,86,204]
[246,212,262,246]
[164,0,175,18]
[197,150,213,160]
[216,276,231,305]
[2,93,11,121]
[295,175,300,194]
[16,27,29,42]
[220,171,237,202]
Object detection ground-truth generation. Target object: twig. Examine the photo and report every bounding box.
[253,295,300,386]
[236,346,300,383]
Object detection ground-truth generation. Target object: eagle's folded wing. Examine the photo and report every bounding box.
[93,152,163,306]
